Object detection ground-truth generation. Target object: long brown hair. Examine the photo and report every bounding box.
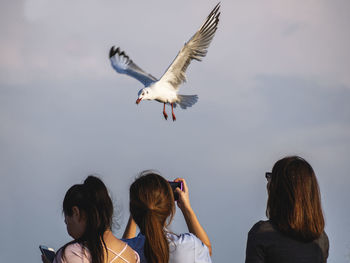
[62,175,113,263]
[129,171,175,263]
[266,156,325,241]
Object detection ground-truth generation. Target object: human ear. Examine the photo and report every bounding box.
[72,206,81,219]
[72,206,87,222]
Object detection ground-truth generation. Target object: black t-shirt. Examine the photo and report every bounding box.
[245,220,329,263]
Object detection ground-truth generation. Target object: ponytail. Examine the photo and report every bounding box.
[144,210,169,263]
[62,175,113,263]
[130,172,175,263]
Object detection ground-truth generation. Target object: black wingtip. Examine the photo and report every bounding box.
[109,46,115,58]
[211,2,221,16]
[109,46,121,58]
[201,2,221,31]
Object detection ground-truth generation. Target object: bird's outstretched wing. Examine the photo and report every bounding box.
[159,3,220,89]
[109,46,158,87]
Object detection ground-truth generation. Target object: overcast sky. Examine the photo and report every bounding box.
[1,0,350,262]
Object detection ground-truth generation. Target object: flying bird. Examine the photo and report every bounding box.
[109,3,220,121]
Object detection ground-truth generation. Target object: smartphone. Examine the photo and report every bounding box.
[39,245,56,263]
[168,181,183,201]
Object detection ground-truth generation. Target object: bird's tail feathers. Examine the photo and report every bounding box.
[176,95,198,109]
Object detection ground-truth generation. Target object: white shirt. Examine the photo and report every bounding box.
[123,232,212,263]
[53,242,139,263]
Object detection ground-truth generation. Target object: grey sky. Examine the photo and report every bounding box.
[1,0,350,262]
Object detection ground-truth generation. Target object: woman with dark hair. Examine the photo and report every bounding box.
[122,171,212,263]
[245,156,329,263]
[42,176,139,263]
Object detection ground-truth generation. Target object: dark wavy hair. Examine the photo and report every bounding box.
[266,156,325,242]
[61,175,113,263]
[129,171,175,263]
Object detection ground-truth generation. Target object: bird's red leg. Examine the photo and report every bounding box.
[171,103,176,121]
[163,103,168,120]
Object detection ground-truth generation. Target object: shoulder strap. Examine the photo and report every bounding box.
[108,244,130,263]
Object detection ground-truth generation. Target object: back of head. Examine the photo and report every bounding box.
[266,156,325,241]
[63,175,113,263]
[129,171,175,263]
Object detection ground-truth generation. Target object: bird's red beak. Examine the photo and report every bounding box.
[136,98,142,104]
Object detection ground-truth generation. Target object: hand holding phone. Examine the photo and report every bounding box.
[39,245,56,263]
[168,181,183,201]
[173,178,192,212]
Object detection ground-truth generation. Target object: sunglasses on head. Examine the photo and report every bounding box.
[265,172,272,180]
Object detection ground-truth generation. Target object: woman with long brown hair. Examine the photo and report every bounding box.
[122,171,212,263]
[245,156,329,263]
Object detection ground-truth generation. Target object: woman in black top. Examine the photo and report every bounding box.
[245,156,329,263]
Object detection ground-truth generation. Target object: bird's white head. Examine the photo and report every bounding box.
[136,88,153,104]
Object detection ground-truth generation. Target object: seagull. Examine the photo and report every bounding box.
[109,3,220,121]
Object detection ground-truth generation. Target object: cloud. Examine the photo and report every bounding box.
[2,0,349,88]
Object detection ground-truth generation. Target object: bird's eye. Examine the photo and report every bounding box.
[142,92,144,96]
[146,91,149,94]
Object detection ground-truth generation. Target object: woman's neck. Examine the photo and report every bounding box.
[103,229,113,240]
